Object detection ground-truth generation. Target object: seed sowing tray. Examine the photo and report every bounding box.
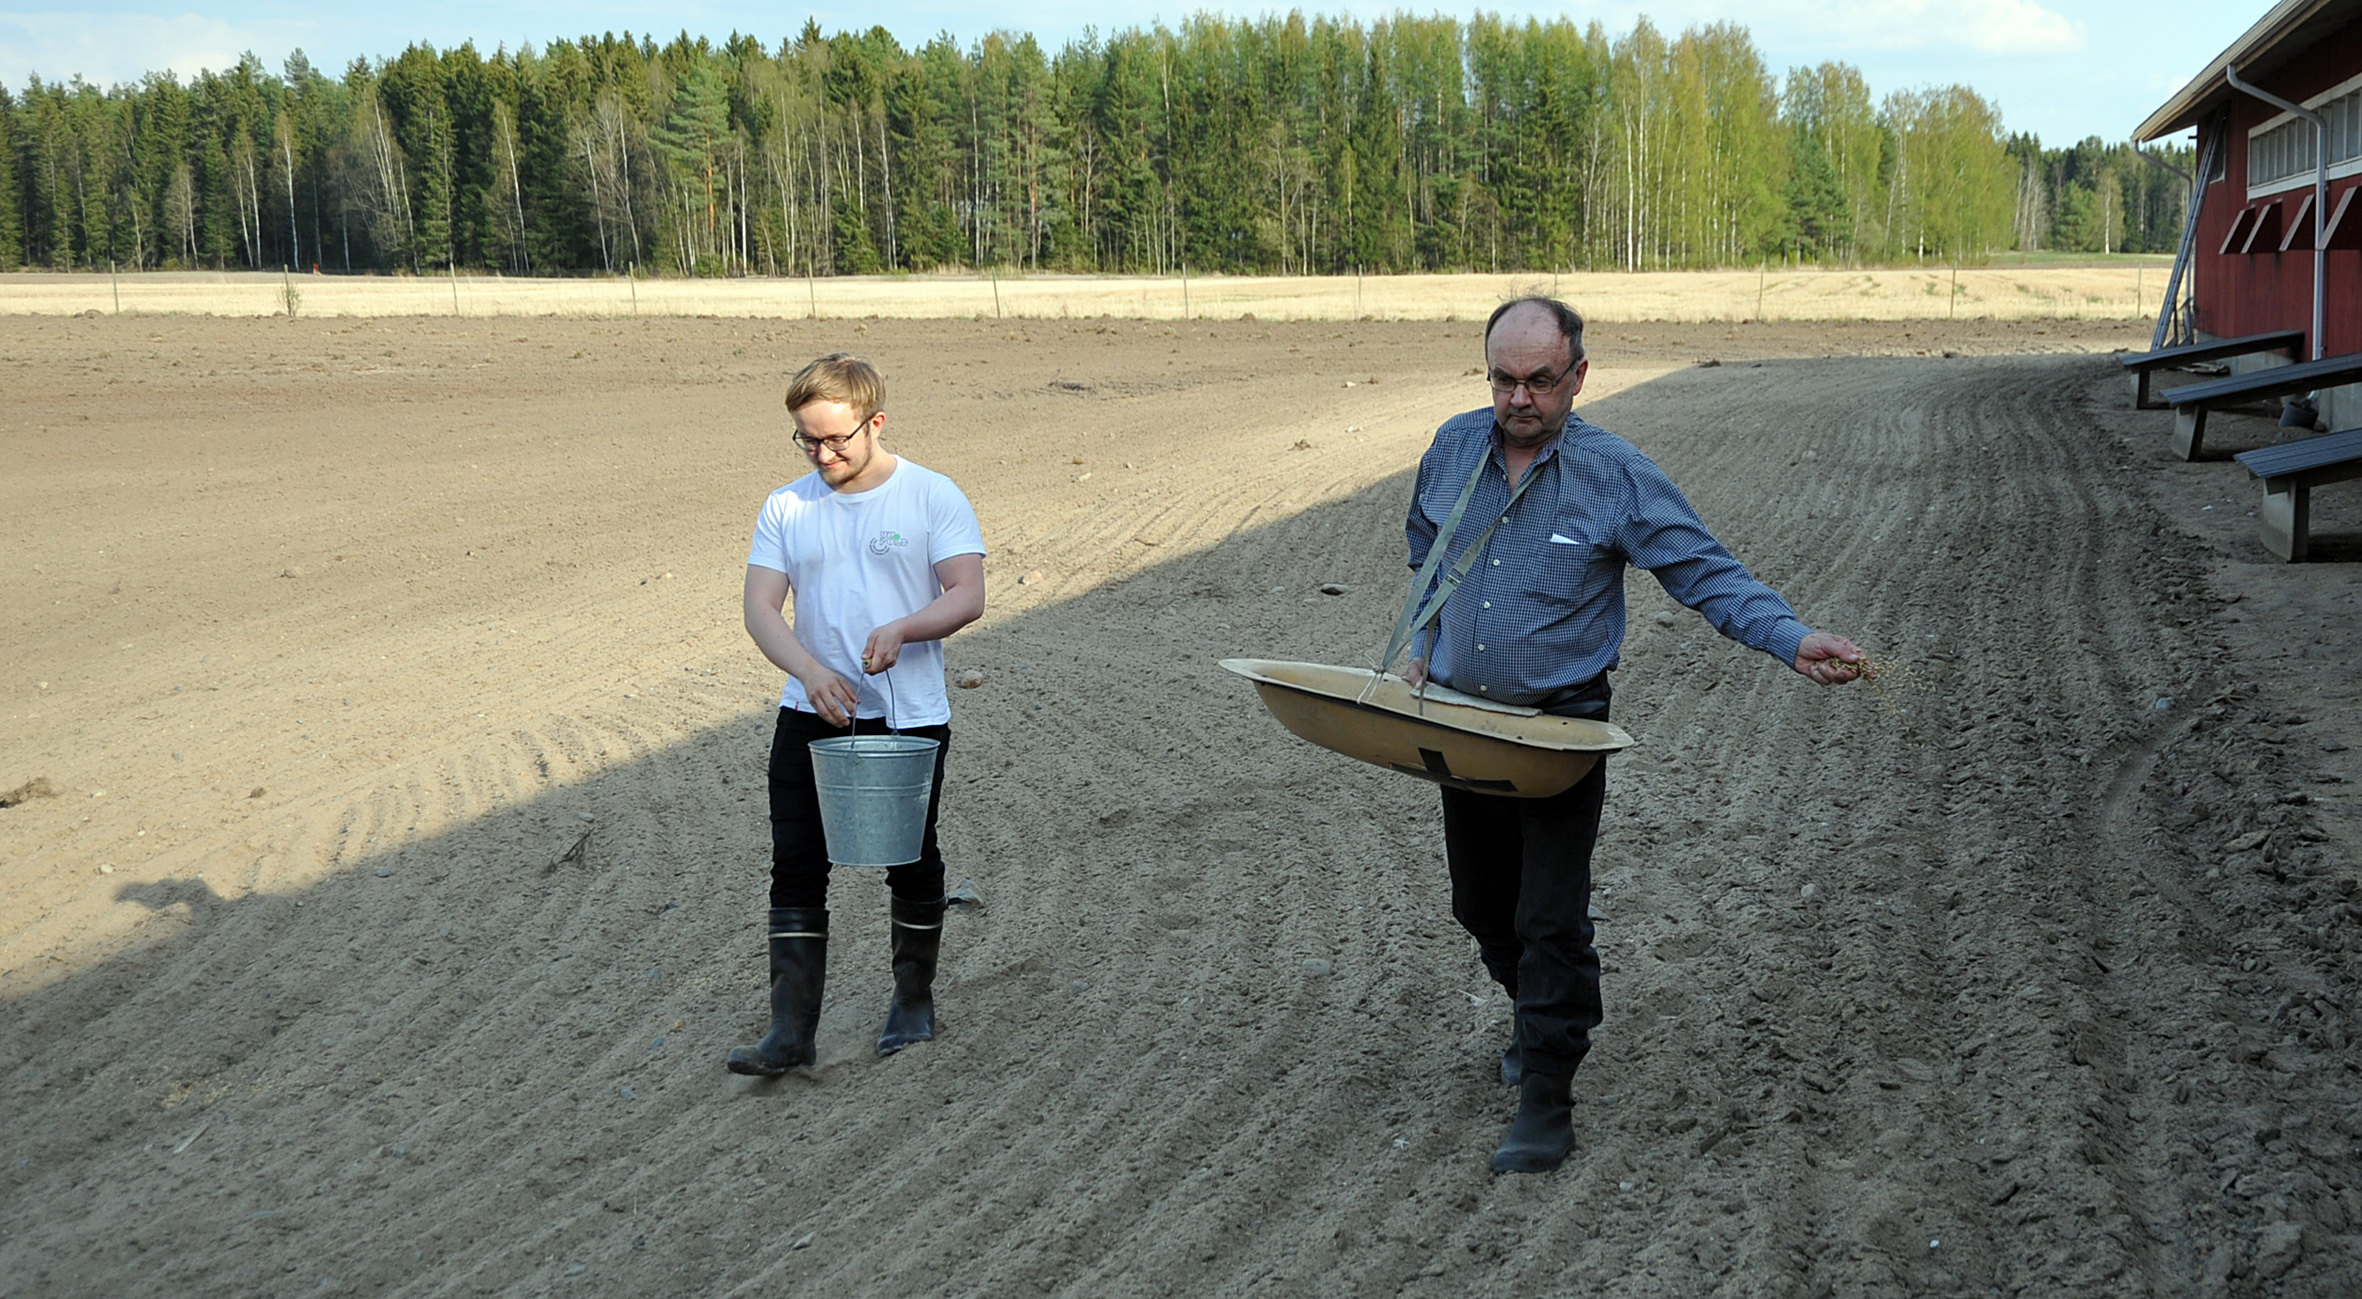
[1219,658,1635,798]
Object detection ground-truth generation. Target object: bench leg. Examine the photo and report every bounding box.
[2173,406,2207,460]
[2258,485,2311,563]
[2132,371,2160,410]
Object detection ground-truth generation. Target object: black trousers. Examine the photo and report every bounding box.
[766,707,950,909]
[1438,693,1610,1080]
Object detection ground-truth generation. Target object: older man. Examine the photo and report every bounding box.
[1404,297,1861,1172]
[727,352,987,1076]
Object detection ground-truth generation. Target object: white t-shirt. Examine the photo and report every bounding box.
[747,457,986,727]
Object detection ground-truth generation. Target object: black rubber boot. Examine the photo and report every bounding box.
[1491,1071,1574,1173]
[1500,1039,1523,1086]
[876,894,944,1056]
[725,907,828,1076]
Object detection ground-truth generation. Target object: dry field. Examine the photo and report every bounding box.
[0,263,2168,324]
[3,305,2359,1298]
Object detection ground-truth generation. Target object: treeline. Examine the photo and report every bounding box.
[2006,134,2191,258]
[0,14,2191,279]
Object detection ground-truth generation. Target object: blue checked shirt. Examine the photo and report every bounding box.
[1406,408,1810,704]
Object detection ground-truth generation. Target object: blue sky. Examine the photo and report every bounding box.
[0,1,2259,144]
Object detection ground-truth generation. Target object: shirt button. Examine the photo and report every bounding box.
[1482,601,1491,608]
[1478,686,1489,693]
[1491,558,1500,566]
[1476,644,1486,652]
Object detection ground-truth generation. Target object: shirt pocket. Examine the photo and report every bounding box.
[1526,528,1611,606]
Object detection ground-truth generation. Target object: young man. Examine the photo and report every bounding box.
[726,353,987,1076]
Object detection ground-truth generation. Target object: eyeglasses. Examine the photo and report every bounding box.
[792,428,863,454]
[1488,369,1570,398]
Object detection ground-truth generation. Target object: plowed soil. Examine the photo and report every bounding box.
[4,312,2359,1297]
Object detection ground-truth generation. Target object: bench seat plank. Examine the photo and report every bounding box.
[2163,352,2362,459]
[2119,330,2306,409]
[2233,428,2362,562]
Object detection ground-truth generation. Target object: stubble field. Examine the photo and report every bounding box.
[0,263,2167,324]
[3,301,2359,1297]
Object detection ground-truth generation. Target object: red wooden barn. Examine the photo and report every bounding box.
[2137,0,2362,426]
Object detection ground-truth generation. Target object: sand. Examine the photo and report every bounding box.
[3,308,2359,1297]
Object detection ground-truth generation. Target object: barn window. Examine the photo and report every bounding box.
[2248,80,2362,191]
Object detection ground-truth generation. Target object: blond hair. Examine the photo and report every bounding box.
[784,353,884,424]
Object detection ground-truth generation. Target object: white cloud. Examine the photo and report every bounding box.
[0,10,317,86]
[1743,0,2086,56]
[1920,0,2084,55]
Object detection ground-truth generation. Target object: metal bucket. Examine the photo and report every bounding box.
[809,734,940,867]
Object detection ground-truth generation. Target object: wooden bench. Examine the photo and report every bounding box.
[2162,351,2362,459]
[2118,330,2305,409]
[2234,428,2362,561]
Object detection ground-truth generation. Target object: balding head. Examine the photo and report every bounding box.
[1485,297,1585,366]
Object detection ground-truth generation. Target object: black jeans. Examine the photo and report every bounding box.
[1438,687,1610,1079]
[766,707,951,909]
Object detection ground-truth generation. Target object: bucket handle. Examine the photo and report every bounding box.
[837,656,899,735]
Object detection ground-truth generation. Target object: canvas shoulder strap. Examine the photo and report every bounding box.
[1377,437,1540,675]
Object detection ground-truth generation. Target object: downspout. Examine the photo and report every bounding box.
[2224,63,2326,361]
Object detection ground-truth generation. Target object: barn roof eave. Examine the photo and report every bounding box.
[2134,0,2362,141]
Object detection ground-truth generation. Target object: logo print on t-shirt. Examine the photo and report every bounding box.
[867,530,910,556]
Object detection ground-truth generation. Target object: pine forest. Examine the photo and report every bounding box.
[0,15,2195,279]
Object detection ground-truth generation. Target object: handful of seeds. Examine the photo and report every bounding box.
[1847,652,1924,731]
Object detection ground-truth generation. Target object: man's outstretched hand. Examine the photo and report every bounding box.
[1793,632,1865,686]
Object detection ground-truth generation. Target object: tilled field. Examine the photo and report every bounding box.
[2,313,2357,1297]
